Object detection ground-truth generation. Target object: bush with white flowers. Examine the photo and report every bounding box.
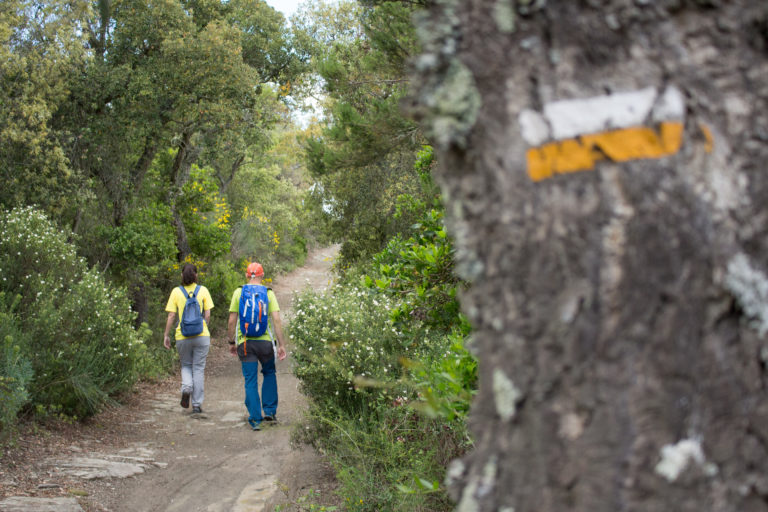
[290,284,409,412]
[0,207,153,420]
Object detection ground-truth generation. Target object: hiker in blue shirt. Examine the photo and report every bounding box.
[227,262,287,431]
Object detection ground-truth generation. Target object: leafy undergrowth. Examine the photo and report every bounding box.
[289,181,477,511]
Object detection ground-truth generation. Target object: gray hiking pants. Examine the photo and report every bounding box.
[176,336,210,407]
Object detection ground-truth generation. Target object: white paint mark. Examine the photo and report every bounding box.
[651,86,686,123]
[519,86,686,146]
[519,109,550,146]
[544,87,657,140]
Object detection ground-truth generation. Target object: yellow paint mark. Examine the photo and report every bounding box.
[699,123,714,153]
[527,122,685,181]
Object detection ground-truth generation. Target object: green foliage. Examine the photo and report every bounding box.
[0,207,157,419]
[360,146,464,333]
[107,204,178,276]
[290,153,476,509]
[0,295,33,440]
[291,285,406,412]
[407,333,477,422]
[290,280,474,511]
[178,164,232,260]
[275,488,338,512]
[307,408,460,512]
[366,208,463,332]
[296,0,429,264]
[225,0,307,84]
[228,163,308,274]
[0,0,89,214]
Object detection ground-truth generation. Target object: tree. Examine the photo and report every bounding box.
[295,0,432,263]
[0,0,90,214]
[409,1,768,510]
[44,0,298,324]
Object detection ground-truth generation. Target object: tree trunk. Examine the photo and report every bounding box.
[130,279,149,329]
[169,130,199,260]
[216,153,245,192]
[410,1,768,511]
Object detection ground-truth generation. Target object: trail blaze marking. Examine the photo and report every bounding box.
[519,86,699,182]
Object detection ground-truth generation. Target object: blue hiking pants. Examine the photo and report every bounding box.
[238,340,277,423]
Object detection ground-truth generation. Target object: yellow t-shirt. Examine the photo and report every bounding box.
[166,284,214,340]
[229,286,279,343]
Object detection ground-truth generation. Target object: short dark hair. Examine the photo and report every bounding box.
[181,263,197,286]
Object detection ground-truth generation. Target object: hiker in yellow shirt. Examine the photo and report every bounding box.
[163,263,214,414]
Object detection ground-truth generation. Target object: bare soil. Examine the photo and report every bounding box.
[0,245,341,511]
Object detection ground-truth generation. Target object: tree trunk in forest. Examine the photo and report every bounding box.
[130,279,149,328]
[410,1,768,511]
[170,130,200,260]
[132,138,158,194]
[216,153,245,192]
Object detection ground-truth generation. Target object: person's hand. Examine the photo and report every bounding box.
[277,345,287,361]
[229,343,238,356]
[163,335,171,350]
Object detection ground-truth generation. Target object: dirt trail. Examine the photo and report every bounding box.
[101,245,340,511]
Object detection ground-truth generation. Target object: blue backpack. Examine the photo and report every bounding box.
[179,285,204,337]
[239,284,270,338]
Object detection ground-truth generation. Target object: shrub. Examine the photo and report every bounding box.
[290,283,473,511]
[0,207,152,419]
[0,294,33,440]
[290,285,408,412]
[364,208,463,334]
[290,183,478,510]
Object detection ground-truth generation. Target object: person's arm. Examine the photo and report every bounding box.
[227,312,238,355]
[163,312,176,350]
[203,288,213,328]
[270,311,287,360]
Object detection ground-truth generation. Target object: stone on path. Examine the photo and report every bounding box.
[0,497,84,512]
[54,456,149,480]
[233,474,279,512]
[221,411,245,422]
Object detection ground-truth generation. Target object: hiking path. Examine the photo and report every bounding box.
[0,245,340,512]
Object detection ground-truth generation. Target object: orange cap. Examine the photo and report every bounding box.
[246,262,264,278]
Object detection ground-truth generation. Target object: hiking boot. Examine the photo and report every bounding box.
[248,419,261,431]
[192,406,202,414]
[263,414,277,422]
[180,391,190,409]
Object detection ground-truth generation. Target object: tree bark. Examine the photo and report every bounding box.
[410,1,768,511]
[169,130,199,260]
[215,153,244,192]
[130,279,149,328]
